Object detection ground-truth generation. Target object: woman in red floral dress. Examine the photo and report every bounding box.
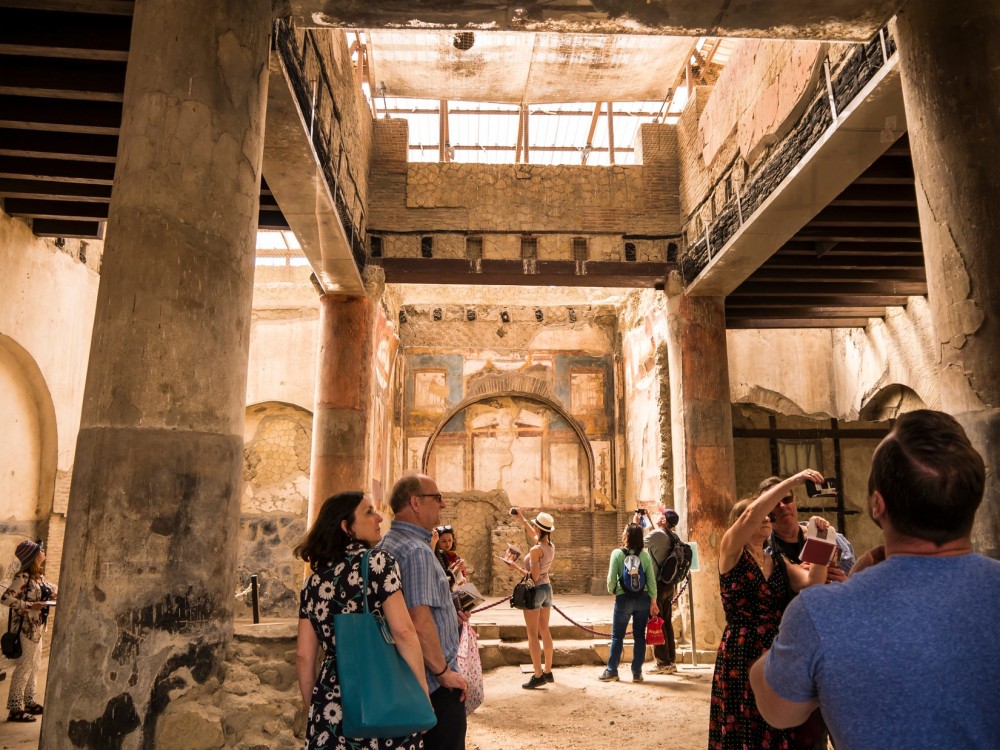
[708,470,830,749]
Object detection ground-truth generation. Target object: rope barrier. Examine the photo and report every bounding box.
[470,578,690,639]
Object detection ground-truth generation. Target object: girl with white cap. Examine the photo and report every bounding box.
[2,539,57,722]
[504,509,556,689]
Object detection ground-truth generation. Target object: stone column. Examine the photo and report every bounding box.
[308,294,374,524]
[895,0,1000,557]
[665,273,733,657]
[41,1,270,747]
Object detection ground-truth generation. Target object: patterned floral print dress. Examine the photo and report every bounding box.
[300,543,424,750]
[708,547,800,750]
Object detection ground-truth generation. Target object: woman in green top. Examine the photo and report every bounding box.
[599,523,659,682]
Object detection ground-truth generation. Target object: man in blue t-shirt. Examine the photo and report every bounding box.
[749,410,1000,749]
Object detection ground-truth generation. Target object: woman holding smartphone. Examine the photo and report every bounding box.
[503,508,556,689]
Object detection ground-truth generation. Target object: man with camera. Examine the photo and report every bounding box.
[749,410,1000,749]
[760,476,855,581]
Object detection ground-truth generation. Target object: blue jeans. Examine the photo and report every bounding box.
[606,593,651,676]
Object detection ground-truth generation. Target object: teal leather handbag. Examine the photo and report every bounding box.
[335,549,438,738]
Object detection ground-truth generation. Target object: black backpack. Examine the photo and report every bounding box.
[656,530,693,587]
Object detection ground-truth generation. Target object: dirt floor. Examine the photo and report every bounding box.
[468,664,713,750]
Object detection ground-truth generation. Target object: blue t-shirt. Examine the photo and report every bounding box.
[765,553,1000,750]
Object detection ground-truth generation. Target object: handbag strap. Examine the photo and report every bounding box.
[359,549,372,614]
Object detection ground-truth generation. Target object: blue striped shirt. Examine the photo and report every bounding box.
[378,520,459,692]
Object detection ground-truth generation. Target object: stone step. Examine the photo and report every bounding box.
[475,637,717,670]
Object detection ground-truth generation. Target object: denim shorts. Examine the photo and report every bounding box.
[526,583,552,609]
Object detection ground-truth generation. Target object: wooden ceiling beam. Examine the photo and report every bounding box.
[808,205,920,227]
[380,257,665,287]
[0,177,111,201]
[763,254,925,270]
[828,183,917,207]
[0,127,118,162]
[791,226,922,243]
[0,155,115,183]
[777,241,924,255]
[726,305,888,318]
[727,317,875,329]
[0,54,126,101]
[4,196,108,220]
[29,217,102,238]
[0,95,122,134]
[0,8,131,61]
[726,294,910,308]
[749,267,926,282]
[730,280,927,296]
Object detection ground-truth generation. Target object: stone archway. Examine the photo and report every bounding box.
[422,389,595,507]
[0,335,58,556]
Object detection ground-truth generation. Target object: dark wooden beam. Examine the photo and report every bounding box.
[0,8,131,61]
[0,177,111,200]
[750,267,926,282]
[0,95,122,134]
[0,2,134,16]
[0,155,116,183]
[4,196,108,220]
[29,217,102,238]
[726,294,910,308]
[0,127,118,161]
[258,209,290,231]
[380,257,665,287]
[0,54,126,101]
[727,317,874,329]
[808,205,921,227]
[828,183,917,207]
[764,254,925,270]
[791,226,922,243]
[734,427,890,439]
[731,280,926,296]
[853,156,915,184]
[726,305,888,318]
[778,241,924,254]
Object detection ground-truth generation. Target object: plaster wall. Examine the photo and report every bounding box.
[728,299,939,420]
[246,278,321,412]
[618,289,672,509]
[0,210,100,573]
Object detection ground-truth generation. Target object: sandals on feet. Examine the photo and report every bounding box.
[24,703,43,715]
[7,710,37,722]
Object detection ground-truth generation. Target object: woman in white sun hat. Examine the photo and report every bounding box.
[504,509,556,689]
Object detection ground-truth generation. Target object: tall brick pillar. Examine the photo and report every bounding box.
[665,273,733,655]
[41,0,270,745]
[309,294,374,523]
[896,0,1000,557]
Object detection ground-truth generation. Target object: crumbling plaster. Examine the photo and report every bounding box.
[727,299,940,421]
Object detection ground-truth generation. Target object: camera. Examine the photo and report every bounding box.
[634,508,647,515]
[509,507,518,515]
[805,478,839,497]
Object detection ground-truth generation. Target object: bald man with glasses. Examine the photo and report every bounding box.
[379,474,468,750]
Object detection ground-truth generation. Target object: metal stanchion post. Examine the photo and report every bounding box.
[687,572,697,666]
[251,574,260,624]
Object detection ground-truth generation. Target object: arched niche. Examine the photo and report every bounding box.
[0,335,57,525]
[859,384,926,422]
[422,392,595,509]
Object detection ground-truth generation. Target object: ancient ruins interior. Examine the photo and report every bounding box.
[0,0,997,747]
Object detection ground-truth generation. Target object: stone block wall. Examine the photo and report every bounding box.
[238,403,312,619]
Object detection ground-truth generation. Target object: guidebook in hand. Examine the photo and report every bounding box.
[497,544,521,565]
[799,518,838,565]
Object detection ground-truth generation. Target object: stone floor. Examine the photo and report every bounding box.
[0,594,715,749]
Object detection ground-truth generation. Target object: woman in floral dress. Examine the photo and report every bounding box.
[708,470,830,749]
[296,491,428,750]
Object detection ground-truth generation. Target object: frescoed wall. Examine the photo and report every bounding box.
[406,350,612,509]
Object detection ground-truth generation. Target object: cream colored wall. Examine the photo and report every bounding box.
[0,213,99,496]
[728,299,939,419]
[246,277,320,412]
[0,344,42,519]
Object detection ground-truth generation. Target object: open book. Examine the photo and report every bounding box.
[452,582,485,612]
[800,518,838,565]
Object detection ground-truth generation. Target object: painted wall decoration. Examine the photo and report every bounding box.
[428,396,588,507]
[622,305,670,507]
[405,349,611,509]
[368,304,399,509]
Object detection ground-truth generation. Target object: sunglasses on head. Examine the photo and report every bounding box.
[435,525,453,534]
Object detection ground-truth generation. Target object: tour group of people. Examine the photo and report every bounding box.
[291,408,1000,750]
